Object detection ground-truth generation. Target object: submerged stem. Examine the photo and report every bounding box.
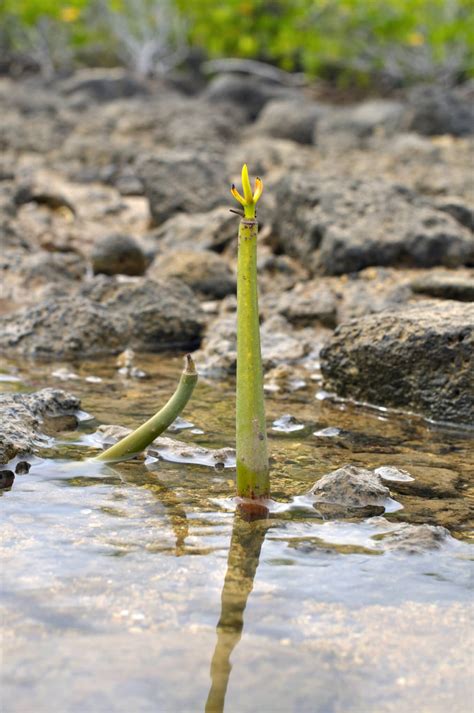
[236,218,269,499]
[92,355,198,463]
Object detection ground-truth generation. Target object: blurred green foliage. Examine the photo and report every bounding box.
[1,0,473,82]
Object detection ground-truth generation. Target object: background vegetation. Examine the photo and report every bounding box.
[1,0,473,85]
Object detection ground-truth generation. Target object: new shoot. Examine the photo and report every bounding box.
[93,354,198,463]
[231,165,270,501]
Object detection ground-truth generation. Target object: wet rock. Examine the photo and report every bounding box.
[272,173,474,275]
[390,496,472,529]
[116,349,148,379]
[317,100,405,149]
[148,436,235,468]
[378,522,452,553]
[272,414,305,433]
[404,85,474,136]
[320,301,474,424]
[0,296,126,359]
[149,207,236,253]
[80,276,204,352]
[0,388,80,464]
[310,465,392,517]
[203,74,293,120]
[253,98,326,144]
[380,465,460,499]
[0,470,15,489]
[94,426,235,468]
[60,69,148,102]
[91,234,147,277]
[410,270,474,302]
[15,461,31,475]
[373,466,414,483]
[148,250,236,298]
[138,151,227,225]
[264,364,308,394]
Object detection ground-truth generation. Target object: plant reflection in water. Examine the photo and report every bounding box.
[206,504,269,713]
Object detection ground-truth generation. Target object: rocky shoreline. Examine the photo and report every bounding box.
[1,69,473,429]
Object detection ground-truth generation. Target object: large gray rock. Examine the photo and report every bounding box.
[403,85,474,136]
[317,99,405,149]
[203,74,294,120]
[0,277,204,358]
[254,98,326,144]
[149,207,236,253]
[0,388,80,464]
[0,296,126,359]
[91,234,147,277]
[410,269,474,302]
[148,250,236,298]
[272,173,474,275]
[311,465,391,507]
[60,69,148,102]
[80,276,204,352]
[320,301,474,424]
[138,151,227,225]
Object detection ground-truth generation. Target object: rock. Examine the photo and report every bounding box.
[0,296,126,359]
[148,249,236,298]
[387,132,440,161]
[60,69,148,102]
[373,466,414,483]
[389,496,472,529]
[378,522,452,553]
[317,100,405,149]
[13,184,76,214]
[91,234,147,277]
[275,281,338,328]
[310,465,392,516]
[410,270,474,302]
[194,313,313,376]
[0,470,15,489]
[333,268,413,324]
[148,436,235,468]
[435,197,474,231]
[203,74,294,120]
[0,388,80,464]
[1,249,86,305]
[80,276,204,353]
[403,85,474,136]
[320,301,474,424]
[149,207,237,253]
[253,98,326,144]
[264,364,309,394]
[94,426,235,468]
[272,173,474,275]
[271,414,305,433]
[138,151,227,225]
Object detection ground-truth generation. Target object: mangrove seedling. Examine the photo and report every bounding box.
[231,165,270,502]
[93,354,198,463]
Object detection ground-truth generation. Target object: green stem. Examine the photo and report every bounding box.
[92,355,198,463]
[236,218,269,499]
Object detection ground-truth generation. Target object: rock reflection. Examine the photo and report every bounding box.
[205,506,268,713]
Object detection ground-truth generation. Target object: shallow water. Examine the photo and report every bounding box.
[1,355,473,713]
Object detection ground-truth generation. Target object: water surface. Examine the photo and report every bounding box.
[1,355,473,713]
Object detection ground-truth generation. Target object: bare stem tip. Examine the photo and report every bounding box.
[184,354,197,374]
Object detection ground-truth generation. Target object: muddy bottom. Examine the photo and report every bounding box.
[1,355,473,713]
